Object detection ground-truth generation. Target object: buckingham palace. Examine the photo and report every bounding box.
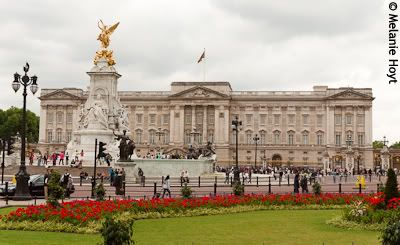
[37,82,374,169]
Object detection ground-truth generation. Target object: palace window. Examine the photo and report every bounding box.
[358,133,365,146]
[136,114,143,124]
[357,115,364,125]
[56,129,62,143]
[185,131,191,144]
[67,113,73,124]
[149,130,156,144]
[208,113,215,124]
[57,112,63,124]
[317,115,323,126]
[274,115,281,125]
[246,114,252,125]
[288,132,295,145]
[259,130,266,144]
[302,131,309,145]
[162,114,169,125]
[185,114,191,125]
[47,112,53,124]
[135,129,142,144]
[66,130,72,142]
[273,131,281,144]
[334,115,342,125]
[246,131,252,145]
[346,115,353,125]
[163,130,170,144]
[288,114,295,125]
[260,114,267,125]
[302,115,309,126]
[335,133,341,146]
[149,114,156,125]
[47,130,53,143]
[317,133,324,145]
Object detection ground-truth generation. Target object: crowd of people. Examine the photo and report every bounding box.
[28,150,85,168]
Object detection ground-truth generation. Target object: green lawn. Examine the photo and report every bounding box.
[0,207,17,215]
[0,209,379,245]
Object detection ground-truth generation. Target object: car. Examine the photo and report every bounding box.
[0,174,74,197]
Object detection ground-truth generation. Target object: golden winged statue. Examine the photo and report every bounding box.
[97,20,119,49]
[94,20,120,66]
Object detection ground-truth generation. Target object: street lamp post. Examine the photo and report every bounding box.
[253,134,260,168]
[231,116,242,183]
[12,63,38,200]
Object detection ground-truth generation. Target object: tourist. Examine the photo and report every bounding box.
[59,151,64,165]
[60,169,73,198]
[37,152,42,166]
[138,168,144,186]
[65,152,69,165]
[180,170,185,184]
[162,175,171,198]
[184,170,189,183]
[52,152,57,166]
[109,167,115,186]
[300,174,308,193]
[43,153,48,165]
[44,168,51,200]
[294,172,300,193]
[224,170,230,184]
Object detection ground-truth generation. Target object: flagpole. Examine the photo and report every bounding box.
[203,48,206,82]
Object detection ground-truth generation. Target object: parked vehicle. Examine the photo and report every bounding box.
[0,174,74,197]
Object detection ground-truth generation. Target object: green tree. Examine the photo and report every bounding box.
[390,141,400,149]
[384,168,399,205]
[373,140,384,149]
[0,106,39,143]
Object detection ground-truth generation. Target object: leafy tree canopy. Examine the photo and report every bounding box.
[0,106,39,143]
[373,140,384,149]
[390,141,400,149]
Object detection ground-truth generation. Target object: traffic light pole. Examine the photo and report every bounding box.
[91,139,98,198]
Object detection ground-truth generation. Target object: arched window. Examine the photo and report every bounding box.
[316,131,324,145]
[184,130,191,144]
[149,129,156,144]
[302,131,309,145]
[163,130,170,144]
[287,130,295,145]
[273,130,281,145]
[259,130,266,144]
[56,128,62,143]
[246,130,253,144]
[135,129,142,144]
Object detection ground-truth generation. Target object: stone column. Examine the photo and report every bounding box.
[191,105,196,130]
[365,106,372,146]
[203,105,207,143]
[341,107,345,147]
[39,105,47,143]
[223,106,230,144]
[63,106,67,144]
[179,105,185,144]
[214,106,220,143]
[169,106,175,144]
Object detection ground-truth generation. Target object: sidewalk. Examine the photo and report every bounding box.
[0,198,47,208]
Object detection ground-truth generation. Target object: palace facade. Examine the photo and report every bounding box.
[38,82,374,169]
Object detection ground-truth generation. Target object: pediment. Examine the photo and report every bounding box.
[169,86,229,99]
[327,89,374,100]
[39,90,82,100]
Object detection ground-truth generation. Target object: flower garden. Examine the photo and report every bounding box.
[0,168,399,244]
[0,193,391,233]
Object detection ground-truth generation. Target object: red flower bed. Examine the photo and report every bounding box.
[387,197,400,209]
[0,193,378,225]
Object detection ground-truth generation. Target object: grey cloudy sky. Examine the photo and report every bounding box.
[0,0,397,142]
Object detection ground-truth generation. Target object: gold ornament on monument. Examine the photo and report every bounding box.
[94,20,120,66]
